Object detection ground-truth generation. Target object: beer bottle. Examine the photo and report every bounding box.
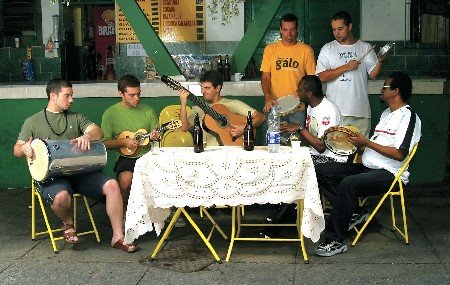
[193,113,204,153]
[217,55,224,80]
[243,111,254,151]
[224,55,231,81]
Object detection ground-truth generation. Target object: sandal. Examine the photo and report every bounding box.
[112,238,138,253]
[62,224,79,244]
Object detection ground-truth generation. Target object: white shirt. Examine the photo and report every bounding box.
[362,105,422,183]
[306,97,345,162]
[316,40,377,118]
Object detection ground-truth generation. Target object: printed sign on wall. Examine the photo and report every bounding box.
[160,0,205,42]
[115,0,204,43]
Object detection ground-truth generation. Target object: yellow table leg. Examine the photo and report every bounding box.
[225,206,237,262]
[151,208,182,259]
[180,208,221,262]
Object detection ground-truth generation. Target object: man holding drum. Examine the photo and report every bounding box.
[316,11,387,137]
[260,13,316,137]
[261,75,345,238]
[314,72,421,257]
[13,78,137,253]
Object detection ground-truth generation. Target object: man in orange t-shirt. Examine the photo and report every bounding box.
[260,13,316,140]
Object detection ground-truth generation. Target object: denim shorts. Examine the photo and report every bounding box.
[34,171,111,205]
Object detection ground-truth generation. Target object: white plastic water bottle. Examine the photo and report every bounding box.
[266,107,280,153]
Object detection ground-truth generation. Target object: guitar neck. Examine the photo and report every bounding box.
[161,75,227,126]
[186,93,227,126]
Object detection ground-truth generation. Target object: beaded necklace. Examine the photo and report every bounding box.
[43,109,68,136]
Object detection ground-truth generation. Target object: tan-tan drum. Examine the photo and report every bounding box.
[276,95,302,117]
[27,139,107,182]
[323,126,360,156]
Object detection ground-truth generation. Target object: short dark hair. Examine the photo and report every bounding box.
[46,78,72,100]
[200,70,223,90]
[388,72,413,101]
[118,74,140,93]
[299,75,323,98]
[332,11,352,26]
[280,13,298,28]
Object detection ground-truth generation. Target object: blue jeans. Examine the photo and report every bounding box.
[315,162,394,242]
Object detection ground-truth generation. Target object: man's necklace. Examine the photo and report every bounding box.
[43,108,68,136]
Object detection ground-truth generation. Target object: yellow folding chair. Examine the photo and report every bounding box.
[31,180,100,253]
[159,104,194,147]
[352,143,419,246]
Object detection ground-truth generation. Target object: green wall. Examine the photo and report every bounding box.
[0,94,448,189]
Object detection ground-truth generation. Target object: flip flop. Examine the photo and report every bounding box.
[62,223,79,244]
[112,238,138,253]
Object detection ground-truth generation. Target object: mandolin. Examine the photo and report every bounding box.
[161,75,254,146]
[119,120,181,156]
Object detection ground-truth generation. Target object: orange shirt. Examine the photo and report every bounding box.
[261,41,316,101]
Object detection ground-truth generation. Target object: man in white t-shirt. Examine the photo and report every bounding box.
[313,72,421,257]
[261,75,346,239]
[316,11,387,137]
[281,75,346,164]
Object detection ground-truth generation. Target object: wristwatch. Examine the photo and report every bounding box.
[298,125,304,132]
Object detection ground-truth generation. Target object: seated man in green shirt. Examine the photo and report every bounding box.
[13,78,137,252]
[101,74,159,210]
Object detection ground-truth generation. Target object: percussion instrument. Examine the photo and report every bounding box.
[358,45,375,61]
[276,95,301,117]
[27,139,107,182]
[322,125,360,156]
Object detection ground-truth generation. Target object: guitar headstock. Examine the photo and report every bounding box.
[159,119,182,132]
[161,75,182,91]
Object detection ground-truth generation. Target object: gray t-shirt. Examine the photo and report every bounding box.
[18,109,93,141]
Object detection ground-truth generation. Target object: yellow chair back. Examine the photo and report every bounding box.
[159,105,194,147]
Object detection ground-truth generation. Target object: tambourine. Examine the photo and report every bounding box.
[322,125,360,156]
[276,95,302,117]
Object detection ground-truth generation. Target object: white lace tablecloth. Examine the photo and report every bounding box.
[124,146,324,244]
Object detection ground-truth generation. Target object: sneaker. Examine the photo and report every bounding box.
[348,209,369,231]
[314,240,348,257]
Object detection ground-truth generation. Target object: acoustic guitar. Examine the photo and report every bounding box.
[118,120,182,156]
[161,75,254,146]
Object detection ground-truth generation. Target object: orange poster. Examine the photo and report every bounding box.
[160,0,205,42]
[115,0,204,43]
[115,0,157,43]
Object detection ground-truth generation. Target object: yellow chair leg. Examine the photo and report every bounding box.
[31,180,101,252]
[80,195,101,242]
[352,192,390,246]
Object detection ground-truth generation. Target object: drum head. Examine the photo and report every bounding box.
[323,126,358,156]
[27,139,50,182]
[276,95,300,116]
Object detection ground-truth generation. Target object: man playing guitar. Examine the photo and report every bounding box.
[178,70,265,146]
[101,74,160,211]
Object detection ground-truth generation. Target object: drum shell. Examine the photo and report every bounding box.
[30,139,107,182]
[276,95,301,117]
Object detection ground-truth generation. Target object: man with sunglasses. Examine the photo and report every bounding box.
[314,72,421,257]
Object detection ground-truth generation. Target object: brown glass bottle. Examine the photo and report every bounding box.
[217,55,224,80]
[193,113,204,153]
[243,111,254,151]
[223,55,231,81]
